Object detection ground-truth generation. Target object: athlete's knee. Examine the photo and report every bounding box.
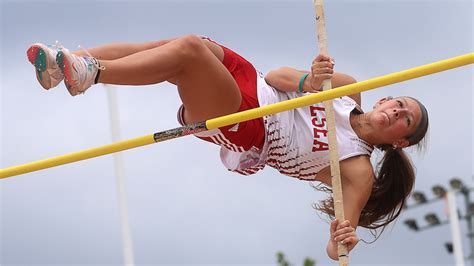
[176,35,208,60]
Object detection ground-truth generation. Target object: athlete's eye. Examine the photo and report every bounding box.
[397,100,403,107]
[406,116,411,126]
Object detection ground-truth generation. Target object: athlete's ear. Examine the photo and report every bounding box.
[392,139,409,149]
[373,96,393,109]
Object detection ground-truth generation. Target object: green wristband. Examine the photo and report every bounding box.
[298,73,310,93]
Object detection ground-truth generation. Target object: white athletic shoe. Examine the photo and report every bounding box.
[27,42,64,90]
[56,48,103,96]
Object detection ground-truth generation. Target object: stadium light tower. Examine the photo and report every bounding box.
[403,177,473,266]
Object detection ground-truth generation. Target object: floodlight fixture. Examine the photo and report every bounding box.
[412,191,427,204]
[432,185,446,198]
[444,242,453,254]
[404,219,419,231]
[449,178,463,190]
[424,213,440,226]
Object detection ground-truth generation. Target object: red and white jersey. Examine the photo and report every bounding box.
[220,72,373,179]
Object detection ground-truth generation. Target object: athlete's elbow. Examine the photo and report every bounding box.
[265,67,285,80]
[264,69,280,86]
[265,67,292,87]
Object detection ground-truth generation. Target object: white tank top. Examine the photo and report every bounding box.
[220,71,373,180]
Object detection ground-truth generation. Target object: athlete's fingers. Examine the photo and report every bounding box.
[311,61,334,70]
[313,54,332,63]
[341,236,359,246]
[312,67,334,74]
[334,231,356,242]
[334,226,355,238]
[312,74,333,81]
[336,220,351,230]
[330,219,339,236]
[313,61,334,69]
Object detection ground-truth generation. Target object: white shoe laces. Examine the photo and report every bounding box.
[78,44,106,70]
[48,40,63,51]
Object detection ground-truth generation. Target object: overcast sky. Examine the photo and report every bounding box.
[1,0,473,265]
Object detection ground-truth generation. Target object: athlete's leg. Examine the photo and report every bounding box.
[72,39,177,60]
[97,35,241,123]
[27,38,179,90]
[72,39,181,84]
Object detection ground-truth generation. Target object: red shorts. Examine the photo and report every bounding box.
[177,37,265,152]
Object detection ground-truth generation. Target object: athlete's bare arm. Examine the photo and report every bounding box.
[325,156,374,260]
[265,67,360,105]
[265,55,361,106]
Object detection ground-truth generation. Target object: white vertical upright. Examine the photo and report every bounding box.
[447,190,465,266]
[0,9,3,256]
[106,85,135,266]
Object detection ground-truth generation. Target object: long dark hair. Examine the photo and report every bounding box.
[314,96,429,240]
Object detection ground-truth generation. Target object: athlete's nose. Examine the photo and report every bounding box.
[392,108,407,119]
[392,108,399,118]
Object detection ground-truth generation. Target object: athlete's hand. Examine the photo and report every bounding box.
[330,219,359,252]
[309,54,335,92]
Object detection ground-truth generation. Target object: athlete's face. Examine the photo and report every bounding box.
[370,97,422,148]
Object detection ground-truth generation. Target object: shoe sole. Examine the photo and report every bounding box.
[56,50,78,96]
[27,44,51,90]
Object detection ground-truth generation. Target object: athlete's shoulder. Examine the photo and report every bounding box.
[340,155,374,186]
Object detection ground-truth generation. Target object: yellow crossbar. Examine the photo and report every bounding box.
[1,135,156,179]
[1,53,473,179]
